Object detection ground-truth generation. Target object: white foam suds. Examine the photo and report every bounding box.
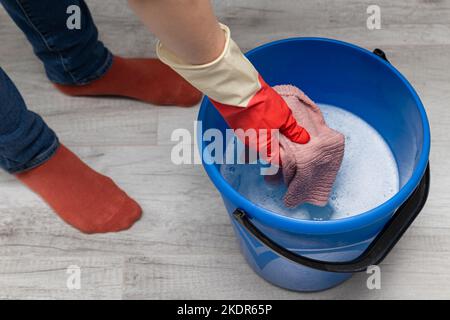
[220,104,400,220]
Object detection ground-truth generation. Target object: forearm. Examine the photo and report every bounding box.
[128,0,310,154]
[128,0,225,65]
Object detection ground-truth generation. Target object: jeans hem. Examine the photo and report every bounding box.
[8,138,60,174]
[48,50,114,86]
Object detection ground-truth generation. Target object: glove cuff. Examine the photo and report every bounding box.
[156,23,261,108]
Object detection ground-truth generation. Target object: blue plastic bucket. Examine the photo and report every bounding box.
[197,38,430,292]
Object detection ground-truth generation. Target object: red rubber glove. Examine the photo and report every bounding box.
[157,23,310,163]
[212,75,310,160]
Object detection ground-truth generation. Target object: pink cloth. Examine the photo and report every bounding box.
[274,85,345,208]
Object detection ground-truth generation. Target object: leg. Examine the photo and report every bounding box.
[129,0,225,65]
[0,0,201,106]
[0,68,59,173]
[0,68,141,234]
[0,0,111,85]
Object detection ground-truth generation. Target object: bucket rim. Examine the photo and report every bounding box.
[198,37,431,235]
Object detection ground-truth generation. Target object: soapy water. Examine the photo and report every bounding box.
[220,104,400,220]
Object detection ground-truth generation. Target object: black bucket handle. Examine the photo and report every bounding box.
[233,163,429,273]
[232,48,429,273]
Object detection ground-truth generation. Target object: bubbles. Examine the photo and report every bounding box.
[220,104,400,221]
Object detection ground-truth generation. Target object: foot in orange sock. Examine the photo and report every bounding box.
[54,56,202,107]
[16,144,142,234]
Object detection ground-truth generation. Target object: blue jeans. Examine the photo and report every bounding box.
[0,0,112,85]
[0,0,112,173]
[0,69,59,173]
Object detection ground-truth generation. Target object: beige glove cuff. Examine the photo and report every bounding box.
[156,23,261,107]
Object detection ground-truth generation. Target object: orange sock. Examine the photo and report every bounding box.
[16,144,141,234]
[54,56,202,107]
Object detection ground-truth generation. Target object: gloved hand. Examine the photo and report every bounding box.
[157,23,310,163]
